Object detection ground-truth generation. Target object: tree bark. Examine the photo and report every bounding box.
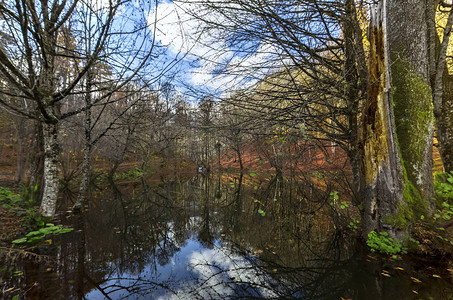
[236,145,244,172]
[74,129,91,211]
[360,0,405,238]
[40,122,60,218]
[343,0,368,205]
[27,121,45,200]
[14,131,24,183]
[432,5,453,174]
[361,0,435,239]
[74,70,93,211]
[440,72,453,173]
[387,0,434,207]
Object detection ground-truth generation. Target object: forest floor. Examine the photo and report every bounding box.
[216,140,445,174]
[215,141,350,175]
[0,208,23,246]
[0,179,23,246]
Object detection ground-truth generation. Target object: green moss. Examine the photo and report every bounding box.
[391,54,433,185]
[381,53,432,229]
[383,160,427,228]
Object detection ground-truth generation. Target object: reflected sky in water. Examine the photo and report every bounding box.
[2,174,453,299]
[86,231,279,299]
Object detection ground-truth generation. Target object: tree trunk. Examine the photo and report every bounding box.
[360,0,406,238]
[387,0,434,208]
[40,122,60,218]
[74,70,93,211]
[74,143,91,211]
[431,5,453,174]
[343,0,368,205]
[14,132,23,183]
[27,121,45,201]
[361,0,435,240]
[440,72,453,173]
[235,145,243,172]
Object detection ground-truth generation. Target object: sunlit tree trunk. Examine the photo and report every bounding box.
[38,26,60,217]
[431,5,453,174]
[440,72,453,173]
[361,0,434,239]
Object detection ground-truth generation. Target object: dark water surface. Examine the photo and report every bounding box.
[2,174,453,299]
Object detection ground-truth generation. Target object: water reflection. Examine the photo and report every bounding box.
[2,174,453,299]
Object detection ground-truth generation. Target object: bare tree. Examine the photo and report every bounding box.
[176,0,367,199]
[0,0,157,217]
[175,0,453,240]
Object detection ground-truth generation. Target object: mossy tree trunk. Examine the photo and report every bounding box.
[387,0,434,206]
[361,0,434,240]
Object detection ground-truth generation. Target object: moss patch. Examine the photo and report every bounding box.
[384,179,427,228]
[381,53,433,229]
[391,54,433,185]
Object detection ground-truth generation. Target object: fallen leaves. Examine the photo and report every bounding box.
[411,277,422,283]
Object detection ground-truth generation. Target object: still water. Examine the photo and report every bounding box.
[2,173,453,299]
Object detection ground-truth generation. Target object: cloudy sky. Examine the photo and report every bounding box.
[148,0,278,99]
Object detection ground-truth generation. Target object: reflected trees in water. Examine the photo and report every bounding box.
[3,174,453,299]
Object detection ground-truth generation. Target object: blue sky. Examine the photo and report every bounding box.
[148,0,279,101]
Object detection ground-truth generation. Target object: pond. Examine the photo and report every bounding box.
[2,173,453,299]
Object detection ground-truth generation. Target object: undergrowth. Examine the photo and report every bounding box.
[367,231,407,257]
[0,185,73,248]
[0,185,46,230]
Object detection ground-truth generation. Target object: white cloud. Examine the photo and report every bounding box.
[149,1,229,58]
[158,247,278,299]
[148,1,278,96]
